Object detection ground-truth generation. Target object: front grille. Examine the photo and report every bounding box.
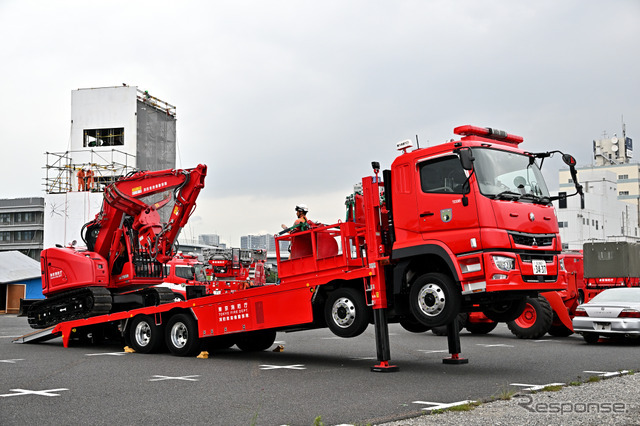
[510,232,555,247]
[520,254,554,263]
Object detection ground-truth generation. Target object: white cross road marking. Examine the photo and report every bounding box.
[0,359,25,363]
[533,339,557,343]
[476,343,514,348]
[351,356,377,360]
[85,352,128,356]
[412,400,477,412]
[0,388,69,398]
[584,370,630,378]
[149,375,200,382]
[417,350,449,354]
[510,382,565,392]
[259,364,306,370]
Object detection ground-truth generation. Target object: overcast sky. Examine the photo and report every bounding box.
[1,0,639,246]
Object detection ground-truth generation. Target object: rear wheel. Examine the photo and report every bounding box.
[165,313,201,356]
[409,273,460,328]
[465,321,498,334]
[431,313,467,336]
[324,288,370,338]
[547,324,573,337]
[583,332,600,344]
[507,296,553,339]
[482,298,527,322]
[400,318,431,333]
[235,330,277,352]
[129,315,164,353]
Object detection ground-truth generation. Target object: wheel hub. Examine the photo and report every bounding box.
[417,284,445,317]
[134,321,151,347]
[170,322,188,348]
[332,297,356,328]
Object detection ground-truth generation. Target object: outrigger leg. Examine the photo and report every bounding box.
[371,309,399,372]
[443,315,468,365]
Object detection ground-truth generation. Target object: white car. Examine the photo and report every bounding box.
[572,287,640,344]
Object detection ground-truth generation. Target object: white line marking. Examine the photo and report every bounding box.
[0,359,25,363]
[259,364,306,370]
[584,370,630,378]
[412,400,476,411]
[533,339,557,343]
[351,356,377,360]
[510,382,565,392]
[149,375,200,382]
[476,343,514,348]
[86,352,128,356]
[417,350,449,354]
[320,337,342,340]
[0,388,69,397]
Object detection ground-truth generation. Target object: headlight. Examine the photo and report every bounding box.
[492,255,515,272]
[559,257,566,272]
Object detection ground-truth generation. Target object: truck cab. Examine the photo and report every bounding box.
[386,125,578,327]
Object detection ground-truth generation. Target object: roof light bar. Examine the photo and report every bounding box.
[453,125,524,144]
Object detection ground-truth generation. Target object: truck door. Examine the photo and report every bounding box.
[416,155,481,253]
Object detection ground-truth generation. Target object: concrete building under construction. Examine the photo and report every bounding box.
[44,85,177,249]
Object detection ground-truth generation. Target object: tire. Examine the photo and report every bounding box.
[165,313,201,356]
[409,273,461,328]
[324,288,370,338]
[431,313,467,336]
[507,296,553,339]
[577,290,585,306]
[202,335,236,351]
[583,332,600,344]
[172,293,185,303]
[465,321,498,335]
[235,330,277,352]
[400,318,431,333]
[129,315,165,354]
[482,297,527,322]
[547,324,573,337]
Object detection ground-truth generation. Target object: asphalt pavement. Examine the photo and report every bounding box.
[1,314,639,425]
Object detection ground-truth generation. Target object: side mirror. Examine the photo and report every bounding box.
[562,154,577,167]
[459,148,475,171]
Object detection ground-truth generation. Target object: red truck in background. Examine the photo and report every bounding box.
[158,248,268,300]
[18,125,584,371]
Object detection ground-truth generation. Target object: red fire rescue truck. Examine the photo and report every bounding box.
[17,125,583,371]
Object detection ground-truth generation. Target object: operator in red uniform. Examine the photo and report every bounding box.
[282,204,310,233]
[76,167,85,191]
[85,167,94,191]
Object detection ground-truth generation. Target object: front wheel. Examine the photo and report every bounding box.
[324,288,370,338]
[165,313,201,356]
[129,315,165,353]
[409,273,461,328]
[465,321,498,334]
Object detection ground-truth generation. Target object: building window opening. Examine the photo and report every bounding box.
[84,128,124,147]
[0,231,10,241]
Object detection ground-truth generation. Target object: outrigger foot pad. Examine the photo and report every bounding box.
[443,353,468,365]
[371,361,400,373]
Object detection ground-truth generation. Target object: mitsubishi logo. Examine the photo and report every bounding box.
[532,238,538,246]
[529,213,535,221]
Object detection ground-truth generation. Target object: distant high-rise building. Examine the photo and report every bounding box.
[199,234,220,246]
[0,198,44,261]
[240,233,287,253]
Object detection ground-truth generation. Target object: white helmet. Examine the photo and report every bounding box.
[295,204,309,213]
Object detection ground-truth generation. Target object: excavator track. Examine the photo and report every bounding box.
[27,287,113,329]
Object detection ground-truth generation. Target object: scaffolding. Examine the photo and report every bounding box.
[43,149,137,194]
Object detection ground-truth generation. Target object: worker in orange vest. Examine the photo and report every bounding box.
[77,168,85,191]
[85,167,94,191]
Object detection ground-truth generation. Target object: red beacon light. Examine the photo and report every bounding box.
[453,125,524,146]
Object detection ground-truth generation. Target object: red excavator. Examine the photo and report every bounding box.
[29,165,207,328]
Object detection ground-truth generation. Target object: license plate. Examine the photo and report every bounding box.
[532,259,547,275]
[594,322,611,331]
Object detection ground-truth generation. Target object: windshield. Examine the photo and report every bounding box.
[473,148,550,202]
